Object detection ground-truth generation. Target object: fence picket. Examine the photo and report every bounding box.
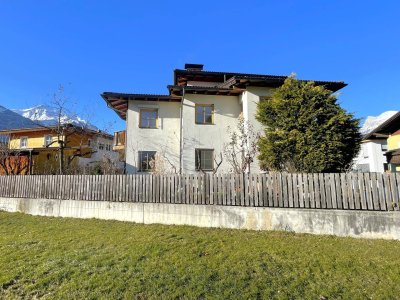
[1,172,400,212]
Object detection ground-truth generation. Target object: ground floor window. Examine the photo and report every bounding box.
[138,151,156,172]
[195,149,214,171]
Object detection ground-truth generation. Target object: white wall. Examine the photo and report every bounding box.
[125,101,181,173]
[181,94,242,173]
[353,139,388,172]
[78,135,119,167]
[124,88,271,174]
[241,86,274,173]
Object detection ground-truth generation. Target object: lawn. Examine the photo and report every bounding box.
[1,212,400,299]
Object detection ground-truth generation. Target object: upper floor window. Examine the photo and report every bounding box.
[195,149,214,171]
[20,137,28,149]
[139,109,158,128]
[98,143,105,150]
[105,144,111,151]
[138,151,156,172]
[381,144,388,152]
[195,104,214,125]
[44,135,52,147]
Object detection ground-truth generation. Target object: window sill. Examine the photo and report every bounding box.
[195,123,215,125]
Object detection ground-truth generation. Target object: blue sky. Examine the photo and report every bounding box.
[0,0,399,131]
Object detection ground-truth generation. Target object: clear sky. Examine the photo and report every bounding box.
[0,0,399,132]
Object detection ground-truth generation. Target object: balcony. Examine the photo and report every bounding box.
[113,130,126,151]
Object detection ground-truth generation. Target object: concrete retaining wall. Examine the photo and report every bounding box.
[1,197,400,240]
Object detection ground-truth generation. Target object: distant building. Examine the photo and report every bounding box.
[353,111,398,173]
[362,112,400,173]
[0,124,117,175]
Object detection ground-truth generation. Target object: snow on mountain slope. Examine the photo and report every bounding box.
[360,111,398,135]
[12,105,98,130]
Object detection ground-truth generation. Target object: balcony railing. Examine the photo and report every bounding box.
[113,130,126,151]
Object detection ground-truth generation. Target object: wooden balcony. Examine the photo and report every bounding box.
[113,130,126,151]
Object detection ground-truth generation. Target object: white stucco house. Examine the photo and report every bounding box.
[102,64,346,174]
[353,111,398,173]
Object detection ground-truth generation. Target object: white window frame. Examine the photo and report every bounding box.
[44,135,52,147]
[20,136,28,149]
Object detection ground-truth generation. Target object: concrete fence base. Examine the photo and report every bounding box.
[1,197,400,240]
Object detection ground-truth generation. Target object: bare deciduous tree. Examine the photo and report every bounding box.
[223,113,260,174]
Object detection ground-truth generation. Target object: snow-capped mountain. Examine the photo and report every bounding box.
[12,105,98,130]
[0,105,39,131]
[360,111,398,135]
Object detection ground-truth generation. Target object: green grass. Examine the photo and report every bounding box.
[1,212,400,299]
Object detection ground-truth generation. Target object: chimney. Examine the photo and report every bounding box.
[184,63,204,71]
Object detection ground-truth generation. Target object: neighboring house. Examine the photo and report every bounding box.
[353,111,398,173]
[362,111,400,172]
[102,64,346,174]
[0,124,116,174]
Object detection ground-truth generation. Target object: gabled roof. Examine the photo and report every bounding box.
[174,69,347,92]
[103,64,348,120]
[363,111,400,140]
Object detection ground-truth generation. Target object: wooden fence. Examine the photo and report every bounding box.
[0,173,399,211]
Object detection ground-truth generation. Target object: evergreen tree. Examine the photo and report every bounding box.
[256,76,361,173]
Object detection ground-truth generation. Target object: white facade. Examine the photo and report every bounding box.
[124,88,272,174]
[78,135,120,168]
[353,139,388,173]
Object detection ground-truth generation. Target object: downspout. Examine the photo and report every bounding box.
[179,87,185,174]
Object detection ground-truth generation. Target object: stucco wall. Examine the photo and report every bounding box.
[182,94,241,173]
[1,197,400,240]
[124,87,272,174]
[125,101,181,173]
[388,134,400,151]
[353,140,388,173]
[241,87,274,173]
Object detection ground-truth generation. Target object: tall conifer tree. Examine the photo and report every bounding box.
[256,76,361,172]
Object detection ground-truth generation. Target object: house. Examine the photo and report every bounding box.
[102,64,346,174]
[0,124,116,174]
[362,111,400,172]
[353,111,398,173]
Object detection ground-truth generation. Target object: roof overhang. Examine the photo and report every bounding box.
[101,92,181,120]
[174,69,347,92]
[363,112,400,140]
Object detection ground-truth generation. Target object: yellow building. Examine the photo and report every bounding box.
[366,112,400,172]
[1,124,114,174]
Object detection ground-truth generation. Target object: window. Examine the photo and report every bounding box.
[44,135,52,147]
[98,143,105,150]
[381,144,388,152]
[105,144,111,151]
[139,109,158,128]
[20,137,28,148]
[195,104,214,124]
[195,149,214,171]
[138,151,156,172]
